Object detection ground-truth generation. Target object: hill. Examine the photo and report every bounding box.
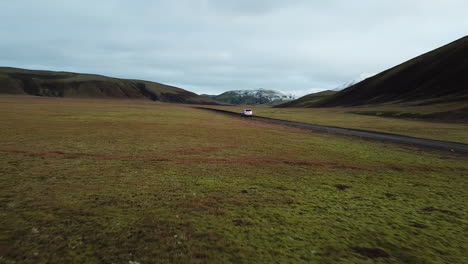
[319,36,468,106]
[332,73,375,91]
[0,67,217,104]
[275,90,337,108]
[203,89,293,105]
[317,36,468,106]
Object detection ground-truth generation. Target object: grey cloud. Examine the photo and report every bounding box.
[1,1,467,96]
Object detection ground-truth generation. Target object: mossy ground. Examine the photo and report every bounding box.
[1,96,467,263]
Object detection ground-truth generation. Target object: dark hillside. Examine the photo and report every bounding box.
[0,67,217,104]
[318,36,468,106]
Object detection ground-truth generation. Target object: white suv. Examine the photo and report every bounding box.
[241,109,253,117]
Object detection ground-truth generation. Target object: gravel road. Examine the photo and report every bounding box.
[195,107,468,154]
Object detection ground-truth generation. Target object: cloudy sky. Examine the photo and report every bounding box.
[1,1,467,96]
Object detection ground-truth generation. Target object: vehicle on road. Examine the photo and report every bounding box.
[241,109,253,117]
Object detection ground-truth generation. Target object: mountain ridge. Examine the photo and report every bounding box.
[0,67,217,104]
[203,89,294,105]
[278,36,468,108]
[317,35,468,106]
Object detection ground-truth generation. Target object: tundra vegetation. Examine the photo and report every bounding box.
[0,96,467,263]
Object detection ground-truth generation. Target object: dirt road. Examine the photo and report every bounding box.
[195,107,468,154]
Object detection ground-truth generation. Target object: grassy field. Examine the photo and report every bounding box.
[204,104,468,144]
[1,96,467,263]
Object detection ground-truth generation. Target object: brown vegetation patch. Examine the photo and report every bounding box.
[0,242,13,257]
[177,156,371,170]
[0,148,376,172]
[85,195,142,209]
[187,196,226,216]
[0,148,435,172]
[0,148,169,162]
[172,146,224,155]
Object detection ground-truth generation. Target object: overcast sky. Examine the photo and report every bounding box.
[1,1,467,96]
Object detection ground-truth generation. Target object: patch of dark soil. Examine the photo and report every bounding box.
[192,252,208,259]
[232,219,253,226]
[275,186,293,191]
[352,247,390,258]
[334,184,351,191]
[0,242,13,256]
[422,206,459,216]
[410,223,428,229]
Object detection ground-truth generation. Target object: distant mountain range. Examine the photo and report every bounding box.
[202,89,294,105]
[277,35,468,108]
[0,67,217,104]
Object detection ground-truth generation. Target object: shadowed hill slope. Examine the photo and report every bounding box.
[275,90,337,108]
[0,67,217,104]
[318,35,468,106]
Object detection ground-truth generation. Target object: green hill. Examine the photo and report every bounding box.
[0,67,217,104]
[275,90,337,108]
[317,35,468,107]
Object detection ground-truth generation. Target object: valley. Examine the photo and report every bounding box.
[1,96,467,263]
[1,23,467,264]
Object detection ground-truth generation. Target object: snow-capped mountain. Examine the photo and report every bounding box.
[333,80,360,91]
[333,73,376,91]
[202,89,294,105]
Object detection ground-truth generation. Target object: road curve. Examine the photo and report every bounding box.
[194,107,468,154]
